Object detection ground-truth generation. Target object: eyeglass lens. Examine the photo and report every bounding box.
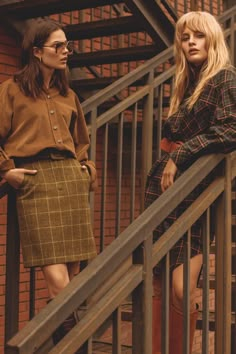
[56,41,73,53]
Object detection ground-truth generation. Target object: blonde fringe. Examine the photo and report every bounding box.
[168,11,232,117]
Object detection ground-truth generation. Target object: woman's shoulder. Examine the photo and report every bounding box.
[66,87,79,101]
[210,68,236,87]
[0,78,21,95]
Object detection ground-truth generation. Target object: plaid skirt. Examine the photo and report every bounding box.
[144,152,215,273]
[16,158,97,267]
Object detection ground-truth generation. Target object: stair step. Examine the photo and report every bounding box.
[93,340,132,353]
[65,16,144,40]
[120,302,236,332]
[0,0,123,19]
[198,274,236,290]
[210,242,236,255]
[197,311,236,331]
[68,45,158,67]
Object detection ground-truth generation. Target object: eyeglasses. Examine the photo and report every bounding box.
[43,40,73,54]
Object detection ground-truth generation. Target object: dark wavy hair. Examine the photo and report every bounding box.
[14,19,69,98]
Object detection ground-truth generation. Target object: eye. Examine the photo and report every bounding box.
[55,42,64,51]
[181,35,189,42]
[196,32,205,38]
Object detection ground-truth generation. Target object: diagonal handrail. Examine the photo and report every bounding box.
[81,46,174,115]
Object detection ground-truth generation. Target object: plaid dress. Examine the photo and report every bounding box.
[145,68,236,271]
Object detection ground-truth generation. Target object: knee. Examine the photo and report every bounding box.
[172,281,197,312]
[44,268,70,297]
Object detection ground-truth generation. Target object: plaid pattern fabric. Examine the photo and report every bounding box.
[145,69,236,272]
[16,158,97,267]
[168,69,236,170]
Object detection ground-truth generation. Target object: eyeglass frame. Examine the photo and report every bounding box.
[42,40,74,54]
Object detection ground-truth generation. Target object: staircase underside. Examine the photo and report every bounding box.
[0,0,123,19]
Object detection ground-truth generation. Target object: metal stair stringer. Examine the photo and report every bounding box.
[124,0,175,51]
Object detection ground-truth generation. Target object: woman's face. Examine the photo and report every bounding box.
[34,29,72,70]
[181,26,208,67]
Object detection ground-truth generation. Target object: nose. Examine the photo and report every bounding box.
[188,35,195,45]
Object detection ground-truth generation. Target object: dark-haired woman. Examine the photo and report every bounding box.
[0,19,97,351]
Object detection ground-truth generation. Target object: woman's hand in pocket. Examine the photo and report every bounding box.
[0,168,37,189]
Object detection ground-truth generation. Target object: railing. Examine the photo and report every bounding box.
[4,151,236,354]
[2,4,236,354]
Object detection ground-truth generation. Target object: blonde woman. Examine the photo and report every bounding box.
[145,11,236,354]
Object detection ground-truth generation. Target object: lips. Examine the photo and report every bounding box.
[189,49,199,54]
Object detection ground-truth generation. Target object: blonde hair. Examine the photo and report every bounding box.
[168,11,232,116]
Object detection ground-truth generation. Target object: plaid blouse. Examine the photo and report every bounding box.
[164,69,236,170]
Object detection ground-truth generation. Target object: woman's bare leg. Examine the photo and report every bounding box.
[172,254,203,310]
[169,254,203,354]
[41,263,70,298]
[67,261,80,281]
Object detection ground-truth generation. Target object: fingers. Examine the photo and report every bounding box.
[161,158,177,192]
[22,169,38,175]
[161,173,174,192]
[2,168,37,189]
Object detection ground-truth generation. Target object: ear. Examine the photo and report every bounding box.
[33,47,43,61]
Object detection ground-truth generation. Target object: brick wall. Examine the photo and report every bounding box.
[0,25,20,352]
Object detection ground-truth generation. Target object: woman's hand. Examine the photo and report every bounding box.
[0,168,37,189]
[161,158,177,192]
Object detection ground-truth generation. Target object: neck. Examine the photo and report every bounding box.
[40,65,54,90]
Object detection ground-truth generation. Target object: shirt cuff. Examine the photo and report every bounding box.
[0,158,15,172]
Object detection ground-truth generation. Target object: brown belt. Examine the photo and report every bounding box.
[14,148,74,166]
[160,138,183,153]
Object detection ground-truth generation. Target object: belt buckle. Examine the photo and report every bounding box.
[49,152,65,160]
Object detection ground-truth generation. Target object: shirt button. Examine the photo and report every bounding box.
[57,139,62,143]
[47,95,51,99]
[53,126,58,130]
[50,110,54,114]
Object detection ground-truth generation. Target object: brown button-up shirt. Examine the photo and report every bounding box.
[0,79,96,181]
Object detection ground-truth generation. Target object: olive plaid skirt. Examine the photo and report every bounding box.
[144,152,215,273]
[16,158,97,267]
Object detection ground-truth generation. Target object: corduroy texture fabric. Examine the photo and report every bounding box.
[16,158,97,267]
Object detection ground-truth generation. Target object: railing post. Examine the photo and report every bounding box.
[4,190,20,350]
[132,233,152,354]
[141,70,154,210]
[88,108,97,222]
[215,157,232,354]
